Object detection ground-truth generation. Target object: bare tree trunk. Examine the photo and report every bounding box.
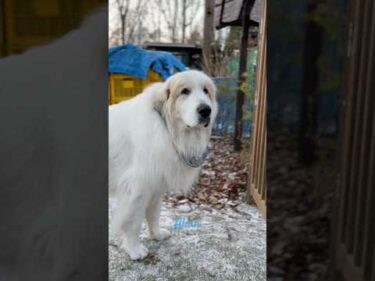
[172,0,179,42]
[182,0,187,43]
[159,15,162,41]
[203,0,214,74]
[234,0,255,151]
[115,0,130,44]
[121,15,125,43]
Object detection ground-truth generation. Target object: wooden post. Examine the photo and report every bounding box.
[247,0,267,218]
[298,0,323,165]
[234,0,255,151]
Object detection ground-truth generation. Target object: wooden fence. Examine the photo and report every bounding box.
[247,1,266,219]
[335,0,375,279]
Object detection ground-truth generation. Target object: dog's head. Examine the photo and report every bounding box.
[154,70,218,129]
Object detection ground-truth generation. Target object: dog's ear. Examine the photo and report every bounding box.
[152,82,170,114]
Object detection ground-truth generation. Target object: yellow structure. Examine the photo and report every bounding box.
[108,70,162,105]
[0,0,105,57]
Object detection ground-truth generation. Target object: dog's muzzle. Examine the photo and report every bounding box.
[197,104,211,127]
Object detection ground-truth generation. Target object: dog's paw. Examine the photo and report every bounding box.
[127,244,149,261]
[152,228,171,241]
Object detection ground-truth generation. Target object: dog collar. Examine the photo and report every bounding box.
[154,107,209,168]
[180,149,209,168]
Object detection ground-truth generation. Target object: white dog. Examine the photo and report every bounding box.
[109,70,218,260]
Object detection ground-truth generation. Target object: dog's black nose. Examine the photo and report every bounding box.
[197,104,211,118]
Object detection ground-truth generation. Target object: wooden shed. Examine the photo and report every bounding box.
[214,0,263,28]
[144,42,203,70]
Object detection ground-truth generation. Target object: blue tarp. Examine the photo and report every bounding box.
[108,44,186,80]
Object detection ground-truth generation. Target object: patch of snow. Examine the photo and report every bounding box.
[109,198,266,281]
[177,204,192,213]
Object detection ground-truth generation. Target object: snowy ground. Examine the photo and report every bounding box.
[109,199,266,281]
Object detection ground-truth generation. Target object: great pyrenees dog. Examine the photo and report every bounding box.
[109,70,218,260]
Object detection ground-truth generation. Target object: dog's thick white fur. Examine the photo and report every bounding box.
[109,70,218,260]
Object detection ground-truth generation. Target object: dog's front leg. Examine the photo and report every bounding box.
[111,191,149,260]
[146,196,171,241]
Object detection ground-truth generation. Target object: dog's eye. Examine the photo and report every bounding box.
[203,87,209,94]
[181,88,190,95]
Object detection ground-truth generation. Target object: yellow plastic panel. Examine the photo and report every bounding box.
[33,0,59,16]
